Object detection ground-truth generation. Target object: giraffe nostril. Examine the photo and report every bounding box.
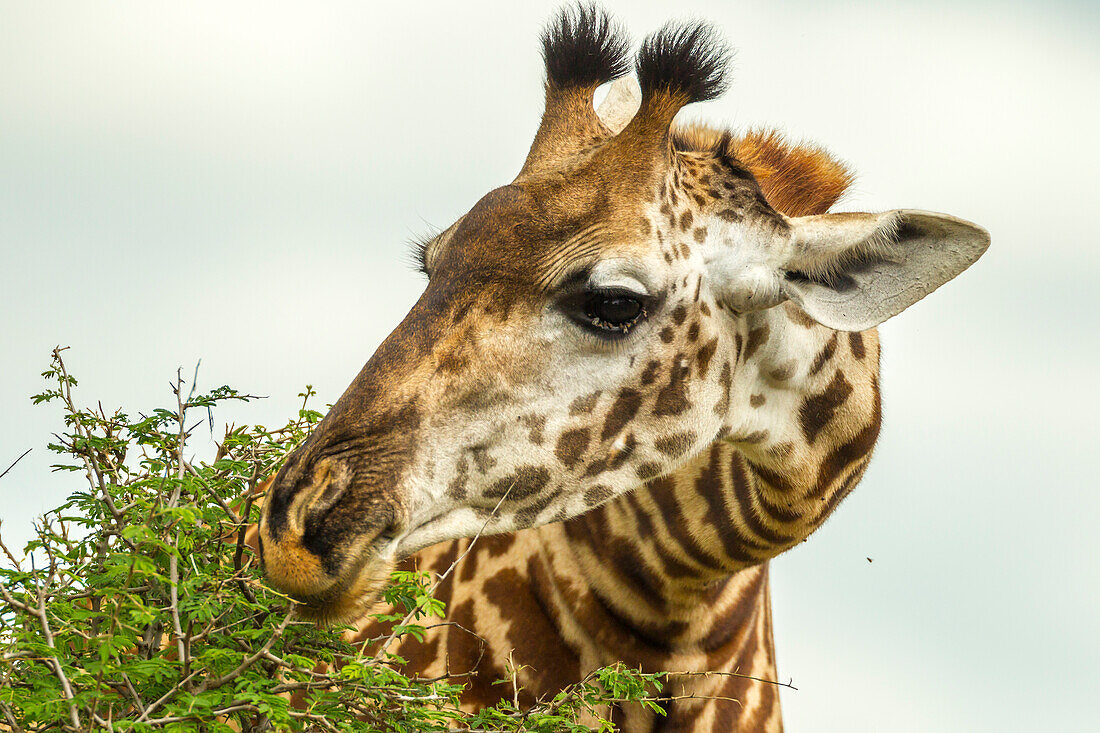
[300,460,354,530]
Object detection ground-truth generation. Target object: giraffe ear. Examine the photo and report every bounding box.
[780,210,990,332]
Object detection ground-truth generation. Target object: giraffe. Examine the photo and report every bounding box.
[256,7,989,730]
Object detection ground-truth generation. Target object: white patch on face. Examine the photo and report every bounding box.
[380,237,745,557]
[587,257,660,296]
[702,216,794,314]
[381,301,656,555]
[395,506,489,558]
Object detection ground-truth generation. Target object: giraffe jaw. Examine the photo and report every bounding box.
[259,521,402,626]
[293,508,512,624]
[286,547,398,626]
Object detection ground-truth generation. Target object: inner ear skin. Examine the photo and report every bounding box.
[785,268,858,293]
[779,209,990,331]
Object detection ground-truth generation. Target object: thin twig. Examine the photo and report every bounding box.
[0,448,31,482]
[0,522,23,570]
[182,459,241,524]
[132,670,202,724]
[671,667,797,691]
[195,608,296,692]
[371,481,516,663]
[120,672,146,716]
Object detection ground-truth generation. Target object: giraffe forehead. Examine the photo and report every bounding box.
[425,144,785,310]
[427,178,656,292]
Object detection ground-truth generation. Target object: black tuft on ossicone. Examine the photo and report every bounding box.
[541,3,631,89]
[636,20,732,104]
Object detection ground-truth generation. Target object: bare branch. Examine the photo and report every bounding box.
[0,526,23,571]
[166,368,189,679]
[0,448,31,482]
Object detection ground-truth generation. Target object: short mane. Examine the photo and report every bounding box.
[674,124,855,217]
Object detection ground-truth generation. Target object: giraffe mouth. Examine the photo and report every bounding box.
[291,508,480,624]
[259,522,402,626]
[286,541,399,625]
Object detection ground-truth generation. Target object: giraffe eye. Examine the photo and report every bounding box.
[584,292,646,333]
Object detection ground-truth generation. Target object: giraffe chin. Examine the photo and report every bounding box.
[289,554,397,627]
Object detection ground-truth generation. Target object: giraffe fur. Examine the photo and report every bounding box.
[256,7,989,729]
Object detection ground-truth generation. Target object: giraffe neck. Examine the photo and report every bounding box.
[525,305,880,728]
[724,302,882,552]
[549,301,881,634]
[352,307,878,731]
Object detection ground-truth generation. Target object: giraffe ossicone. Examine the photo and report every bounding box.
[595,76,642,134]
[257,7,987,727]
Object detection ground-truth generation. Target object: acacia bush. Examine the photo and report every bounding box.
[0,349,666,732]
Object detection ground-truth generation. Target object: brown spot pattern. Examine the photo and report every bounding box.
[653,358,691,417]
[555,428,590,469]
[799,371,854,444]
[520,415,546,446]
[743,325,770,361]
[654,431,697,459]
[849,331,866,360]
[768,362,795,382]
[486,465,550,500]
[696,337,718,378]
[568,391,601,416]
[810,333,839,376]
[584,484,613,507]
[601,389,642,441]
[447,455,470,499]
[715,361,732,415]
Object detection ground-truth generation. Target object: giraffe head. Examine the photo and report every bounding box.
[258,6,989,622]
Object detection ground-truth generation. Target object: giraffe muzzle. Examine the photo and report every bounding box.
[258,511,401,623]
[258,454,408,622]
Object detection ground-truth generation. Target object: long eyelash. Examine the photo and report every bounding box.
[585,306,647,335]
[406,229,438,277]
[583,287,647,335]
[577,321,638,354]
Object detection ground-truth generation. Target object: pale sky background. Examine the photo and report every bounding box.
[2,1,1097,730]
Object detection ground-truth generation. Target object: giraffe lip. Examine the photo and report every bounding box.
[286,533,400,624]
[290,552,396,625]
